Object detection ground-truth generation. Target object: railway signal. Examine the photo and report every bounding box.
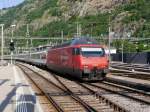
[9,40,15,64]
[9,40,15,51]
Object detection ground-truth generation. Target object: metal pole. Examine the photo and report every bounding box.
[11,51,13,64]
[77,22,79,37]
[91,23,93,38]
[15,41,18,55]
[29,25,33,56]
[11,25,16,40]
[1,24,4,63]
[26,24,30,58]
[108,26,111,68]
[79,24,81,37]
[122,41,124,63]
[61,31,64,43]
[108,11,112,68]
[11,28,13,40]
[11,25,16,64]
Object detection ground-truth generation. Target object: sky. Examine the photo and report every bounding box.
[0,0,24,9]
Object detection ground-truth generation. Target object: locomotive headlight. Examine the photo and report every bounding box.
[84,65,89,69]
[83,65,90,73]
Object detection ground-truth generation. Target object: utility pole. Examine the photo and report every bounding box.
[26,24,29,51]
[79,24,81,37]
[76,22,82,37]
[108,11,111,68]
[0,24,4,63]
[91,23,93,38]
[61,31,64,43]
[108,26,111,67]
[77,22,79,37]
[122,40,124,63]
[26,24,31,58]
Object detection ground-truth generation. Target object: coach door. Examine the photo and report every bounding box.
[72,48,80,72]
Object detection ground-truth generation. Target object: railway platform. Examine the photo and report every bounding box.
[107,74,150,91]
[0,64,43,112]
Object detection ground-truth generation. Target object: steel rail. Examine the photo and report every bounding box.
[111,63,150,73]
[110,65,150,81]
[88,82,150,105]
[17,64,64,112]
[106,77,150,92]
[102,81,150,96]
[77,82,128,112]
[17,63,97,112]
[50,73,97,112]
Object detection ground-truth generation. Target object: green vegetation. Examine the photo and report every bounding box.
[0,8,18,27]
[110,0,150,52]
[0,0,150,52]
[33,13,109,37]
[114,0,150,37]
[26,0,58,22]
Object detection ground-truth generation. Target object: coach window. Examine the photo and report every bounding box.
[72,48,80,55]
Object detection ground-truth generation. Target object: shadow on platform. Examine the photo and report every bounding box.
[0,83,36,112]
[15,94,36,112]
[0,79,9,86]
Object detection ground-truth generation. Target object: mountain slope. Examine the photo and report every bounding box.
[0,0,130,36]
[0,0,150,51]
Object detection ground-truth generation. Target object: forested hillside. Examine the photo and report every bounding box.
[0,0,149,51]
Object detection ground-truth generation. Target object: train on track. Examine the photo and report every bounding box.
[10,37,109,80]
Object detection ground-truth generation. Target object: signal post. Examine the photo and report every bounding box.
[9,40,15,64]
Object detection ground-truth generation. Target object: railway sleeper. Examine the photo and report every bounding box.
[55,101,80,104]
[64,108,85,112]
[62,107,85,111]
[96,108,114,112]
[48,92,69,96]
[60,104,84,107]
[95,95,128,112]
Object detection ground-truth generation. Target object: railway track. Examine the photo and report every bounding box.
[105,77,150,92]
[18,64,92,112]
[110,72,150,80]
[111,66,150,73]
[53,74,127,112]
[17,63,127,112]
[111,62,149,68]
[111,62,150,73]
[110,62,150,80]
[65,76,150,112]
[82,81,150,112]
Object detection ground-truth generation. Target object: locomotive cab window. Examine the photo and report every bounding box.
[72,48,80,55]
[81,47,105,57]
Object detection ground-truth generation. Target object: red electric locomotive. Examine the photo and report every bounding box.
[46,37,109,80]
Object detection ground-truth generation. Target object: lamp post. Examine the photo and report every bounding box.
[108,11,112,68]
[61,31,64,43]
[11,25,16,40]
[108,26,111,66]
[0,24,4,63]
[122,32,131,63]
[10,24,16,64]
[26,24,32,58]
[121,40,124,63]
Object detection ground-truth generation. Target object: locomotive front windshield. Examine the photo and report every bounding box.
[81,47,105,57]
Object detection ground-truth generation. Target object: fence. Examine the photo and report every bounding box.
[111,52,150,64]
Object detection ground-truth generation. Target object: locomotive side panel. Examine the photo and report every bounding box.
[47,47,70,74]
[47,47,83,78]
